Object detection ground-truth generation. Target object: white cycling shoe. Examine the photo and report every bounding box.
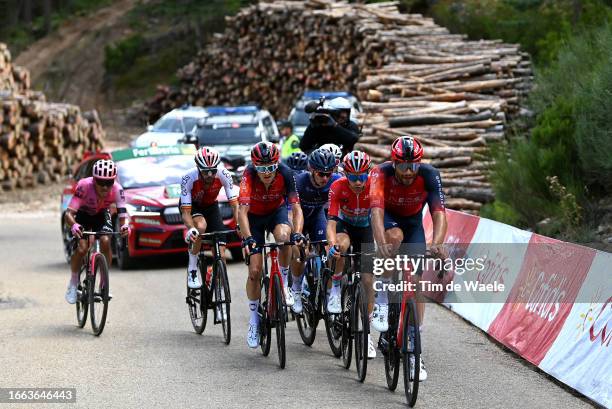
[368,334,376,359]
[216,306,227,322]
[187,270,201,289]
[246,323,260,348]
[284,285,295,307]
[410,356,428,381]
[291,290,303,314]
[65,284,77,304]
[371,303,389,332]
[326,292,341,314]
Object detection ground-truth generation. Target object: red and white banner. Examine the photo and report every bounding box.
[422,209,611,408]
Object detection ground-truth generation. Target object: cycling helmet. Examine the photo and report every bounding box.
[308,148,337,172]
[194,146,220,170]
[342,151,371,174]
[320,143,342,163]
[251,141,280,165]
[391,136,423,162]
[92,159,117,180]
[287,151,308,172]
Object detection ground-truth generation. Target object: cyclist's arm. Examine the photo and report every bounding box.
[326,219,337,248]
[369,166,386,246]
[291,202,304,234]
[238,204,252,238]
[431,211,447,246]
[424,166,447,246]
[181,207,195,230]
[219,166,240,228]
[180,172,195,229]
[66,181,85,229]
[237,169,253,238]
[113,183,128,227]
[65,208,79,228]
[326,182,340,247]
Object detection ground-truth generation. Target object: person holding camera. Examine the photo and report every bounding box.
[299,97,360,156]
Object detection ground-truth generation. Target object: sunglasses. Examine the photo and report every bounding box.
[255,164,278,173]
[346,173,368,183]
[198,168,218,176]
[315,171,332,178]
[394,161,420,172]
[94,178,114,187]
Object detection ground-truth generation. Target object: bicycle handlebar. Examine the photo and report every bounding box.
[198,229,236,238]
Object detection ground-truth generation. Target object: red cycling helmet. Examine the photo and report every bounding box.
[391,136,423,162]
[92,159,117,180]
[342,151,371,174]
[251,142,280,165]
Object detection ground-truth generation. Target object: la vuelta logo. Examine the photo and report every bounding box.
[514,266,567,322]
[588,296,611,347]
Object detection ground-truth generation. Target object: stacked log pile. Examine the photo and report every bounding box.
[0,43,104,191]
[146,0,533,212]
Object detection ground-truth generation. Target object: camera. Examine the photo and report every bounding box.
[304,97,336,127]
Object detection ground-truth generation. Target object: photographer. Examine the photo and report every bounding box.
[299,97,360,156]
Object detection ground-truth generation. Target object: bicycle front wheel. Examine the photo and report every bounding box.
[296,271,317,346]
[187,258,207,334]
[274,274,286,369]
[260,276,272,356]
[76,268,88,328]
[403,299,420,407]
[341,283,352,369]
[215,259,231,345]
[384,304,400,391]
[89,254,109,336]
[354,282,369,383]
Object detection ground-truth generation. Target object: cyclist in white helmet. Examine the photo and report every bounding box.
[320,143,344,174]
[64,159,130,304]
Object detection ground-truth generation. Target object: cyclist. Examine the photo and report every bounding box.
[326,150,377,358]
[238,142,306,348]
[319,143,343,173]
[370,135,448,381]
[289,148,341,314]
[64,159,130,304]
[286,151,308,175]
[180,147,238,289]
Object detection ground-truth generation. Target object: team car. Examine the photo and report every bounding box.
[60,145,242,269]
[131,105,209,148]
[288,90,362,137]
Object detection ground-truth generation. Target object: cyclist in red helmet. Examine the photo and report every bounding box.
[64,159,130,304]
[326,150,378,358]
[239,141,306,348]
[180,147,238,289]
[370,135,448,381]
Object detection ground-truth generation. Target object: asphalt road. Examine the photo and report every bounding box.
[0,215,596,409]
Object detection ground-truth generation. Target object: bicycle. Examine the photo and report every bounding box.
[185,229,235,345]
[331,248,376,383]
[246,241,294,369]
[378,254,427,407]
[293,239,334,347]
[75,231,120,336]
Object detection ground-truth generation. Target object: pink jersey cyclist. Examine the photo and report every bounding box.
[68,177,126,216]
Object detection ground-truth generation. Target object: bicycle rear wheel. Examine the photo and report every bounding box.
[89,254,109,336]
[274,274,286,369]
[296,270,317,346]
[187,258,207,334]
[323,270,342,358]
[76,268,88,328]
[384,304,400,391]
[341,283,352,369]
[215,259,231,345]
[354,282,369,382]
[403,299,420,407]
[260,276,272,356]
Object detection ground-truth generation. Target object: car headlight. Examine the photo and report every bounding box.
[126,203,163,214]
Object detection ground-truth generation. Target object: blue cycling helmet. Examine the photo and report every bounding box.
[287,151,308,172]
[308,148,337,172]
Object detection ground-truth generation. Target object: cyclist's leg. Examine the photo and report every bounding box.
[186,205,208,278]
[400,216,427,326]
[269,206,292,290]
[201,204,227,263]
[98,210,114,266]
[246,212,267,327]
[378,212,405,313]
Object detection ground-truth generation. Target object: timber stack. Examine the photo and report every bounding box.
[0,43,104,191]
[146,0,533,213]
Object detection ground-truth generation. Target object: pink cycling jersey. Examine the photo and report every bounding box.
[68,177,126,216]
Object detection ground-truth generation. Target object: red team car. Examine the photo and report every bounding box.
[60,145,242,269]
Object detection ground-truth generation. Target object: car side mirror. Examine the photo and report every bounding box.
[182,133,197,144]
[147,125,154,132]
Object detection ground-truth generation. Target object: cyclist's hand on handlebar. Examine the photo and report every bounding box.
[242,236,257,256]
[120,224,131,237]
[71,223,83,239]
[328,244,340,259]
[429,244,448,261]
[377,242,394,259]
[291,232,306,246]
[185,227,199,244]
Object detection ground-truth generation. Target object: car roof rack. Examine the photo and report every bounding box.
[302,90,351,100]
[205,105,259,116]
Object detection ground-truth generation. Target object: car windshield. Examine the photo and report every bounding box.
[117,155,193,189]
[196,124,259,145]
[291,108,310,127]
[152,117,199,133]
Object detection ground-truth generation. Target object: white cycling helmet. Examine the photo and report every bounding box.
[195,146,220,170]
[93,159,117,180]
[328,97,352,111]
[320,143,342,164]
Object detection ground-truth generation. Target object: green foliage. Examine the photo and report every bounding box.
[104,34,144,75]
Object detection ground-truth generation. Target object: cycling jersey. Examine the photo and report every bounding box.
[328,177,371,228]
[295,172,341,219]
[239,163,299,215]
[179,164,237,210]
[370,162,445,217]
[68,177,126,216]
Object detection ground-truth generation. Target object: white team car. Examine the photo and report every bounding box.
[131,105,209,148]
